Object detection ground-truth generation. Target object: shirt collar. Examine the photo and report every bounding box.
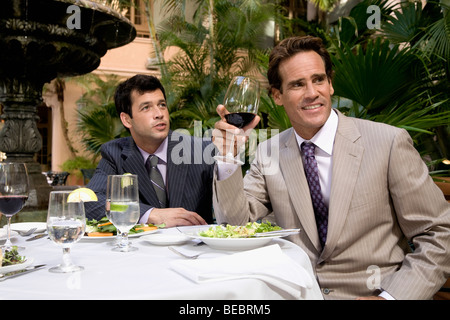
[294,109,338,156]
[137,137,168,164]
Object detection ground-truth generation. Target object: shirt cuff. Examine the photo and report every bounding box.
[216,161,239,180]
[139,208,153,224]
[378,290,395,300]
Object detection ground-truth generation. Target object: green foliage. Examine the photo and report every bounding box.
[61,156,98,178]
[157,0,281,132]
[329,0,450,175]
[74,74,130,159]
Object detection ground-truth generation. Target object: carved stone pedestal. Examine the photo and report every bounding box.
[0,0,136,210]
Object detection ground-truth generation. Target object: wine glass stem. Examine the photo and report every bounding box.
[61,247,73,269]
[121,232,129,249]
[4,216,13,250]
[225,130,236,159]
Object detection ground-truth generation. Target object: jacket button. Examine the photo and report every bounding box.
[323,288,331,295]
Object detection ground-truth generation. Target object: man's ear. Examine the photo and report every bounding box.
[271,88,283,106]
[120,112,132,129]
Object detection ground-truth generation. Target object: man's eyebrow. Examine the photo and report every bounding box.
[286,73,327,86]
[139,99,166,107]
[139,101,152,108]
[313,73,327,79]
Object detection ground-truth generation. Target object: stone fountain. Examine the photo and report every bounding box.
[0,0,136,210]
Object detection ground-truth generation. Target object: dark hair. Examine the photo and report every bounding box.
[268,36,333,93]
[114,74,166,118]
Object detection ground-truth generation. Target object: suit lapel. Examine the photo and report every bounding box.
[121,138,161,207]
[279,129,322,250]
[166,131,188,207]
[321,111,363,261]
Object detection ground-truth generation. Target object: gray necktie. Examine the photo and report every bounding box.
[146,155,167,208]
[301,142,328,249]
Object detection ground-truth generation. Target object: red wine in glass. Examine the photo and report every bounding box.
[224,112,256,128]
[0,195,28,216]
[0,162,29,251]
[214,76,260,164]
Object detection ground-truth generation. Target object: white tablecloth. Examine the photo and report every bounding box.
[0,227,323,300]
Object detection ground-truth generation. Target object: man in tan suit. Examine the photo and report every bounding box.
[212,36,450,299]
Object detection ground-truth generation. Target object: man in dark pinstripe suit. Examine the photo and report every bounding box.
[85,75,215,227]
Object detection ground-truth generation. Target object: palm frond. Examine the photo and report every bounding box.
[331,38,420,112]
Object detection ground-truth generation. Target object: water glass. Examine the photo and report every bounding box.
[107,175,140,252]
[47,190,85,273]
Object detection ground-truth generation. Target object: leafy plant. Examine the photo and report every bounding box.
[329,0,450,175]
[74,74,130,159]
[156,0,281,132]
[61,156,98,178]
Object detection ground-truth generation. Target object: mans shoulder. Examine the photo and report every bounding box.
[344,113,401,132]
[101,136,133,151]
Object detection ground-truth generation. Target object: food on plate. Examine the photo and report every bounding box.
[87,232,114,237]
[199,222,282,238]
[67,187,98,203]
[85,217,163,237]
[1,246,26,266]
[135,225,157,232]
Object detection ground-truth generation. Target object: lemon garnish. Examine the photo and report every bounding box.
[121,173,134,188]
[67,187,98,202]
[110,203,129,212]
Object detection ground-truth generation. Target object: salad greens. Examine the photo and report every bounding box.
[1,246,26,266]
[199,222,282,238]
[85,217,164,235]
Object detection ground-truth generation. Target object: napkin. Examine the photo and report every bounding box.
[170,244,313,299]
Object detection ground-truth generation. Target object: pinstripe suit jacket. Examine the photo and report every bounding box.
[213,110,450,299]
[85,130,215,223]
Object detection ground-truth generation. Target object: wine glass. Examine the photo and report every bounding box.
[107,174,140,252]
[0,162,29,251]
[47,190,85,273]
[214,76,260,164]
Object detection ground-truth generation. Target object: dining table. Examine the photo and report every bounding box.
[0,224,323,302]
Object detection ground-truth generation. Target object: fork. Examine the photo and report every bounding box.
[168,246,207,259]
[16,228,37,236]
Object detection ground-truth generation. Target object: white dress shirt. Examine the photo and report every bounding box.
[294,109,338,207]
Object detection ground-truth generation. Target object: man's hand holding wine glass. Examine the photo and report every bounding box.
[212,76,261,164]
[213,104,260,160]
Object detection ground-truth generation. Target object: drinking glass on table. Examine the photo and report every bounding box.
[107,174,140,252]
[0,162,29,251]
[47,190,85,273]
[106,175,126,248]
[214,76,260,164]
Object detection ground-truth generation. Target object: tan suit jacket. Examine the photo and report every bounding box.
[213,110,450,299]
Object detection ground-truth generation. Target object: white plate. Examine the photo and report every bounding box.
[180,225,282,251]
[0,229,18,240]
[82,228,159,241]
[195,236,279,251]
[9,222,47,234]
[0,258,34,274]
[141,233,191,246]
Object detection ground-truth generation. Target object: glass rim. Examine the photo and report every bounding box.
[107,174,138,177]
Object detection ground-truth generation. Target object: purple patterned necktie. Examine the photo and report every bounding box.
[301,142,328,249]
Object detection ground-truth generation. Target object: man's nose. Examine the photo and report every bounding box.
[153,107,164,118]
[304,83,319,99]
